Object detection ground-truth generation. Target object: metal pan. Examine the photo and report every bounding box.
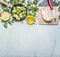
[0,0,27,21]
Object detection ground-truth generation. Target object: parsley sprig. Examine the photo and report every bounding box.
[27,0,38,16]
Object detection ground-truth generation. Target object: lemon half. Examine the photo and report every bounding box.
[26,15,35,25]
[1,12,9,21]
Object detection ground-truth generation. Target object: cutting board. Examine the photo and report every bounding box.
[38,0,59,25]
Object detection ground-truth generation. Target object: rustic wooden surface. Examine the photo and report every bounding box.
[38,6,59,25]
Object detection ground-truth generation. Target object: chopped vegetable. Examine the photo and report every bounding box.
[12,5,27,21]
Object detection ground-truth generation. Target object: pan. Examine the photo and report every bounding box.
[0,0,27,21]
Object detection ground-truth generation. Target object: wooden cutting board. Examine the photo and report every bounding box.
[38,6,59,25]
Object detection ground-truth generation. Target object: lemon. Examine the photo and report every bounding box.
[27,15,35,25]
[1,12,9,21]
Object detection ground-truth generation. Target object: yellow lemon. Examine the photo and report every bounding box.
[27,15,35,25]
[1,12,9,21]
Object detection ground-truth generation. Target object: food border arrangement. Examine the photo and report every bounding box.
[0,0,59,28]
[0,0,39,28]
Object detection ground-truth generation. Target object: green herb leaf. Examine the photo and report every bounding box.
[27,0,38,16]
[58,1,60,6]
[10,0,20,5]
[59,15,60,20]
[33,0,38,5]
[3,22,8,28]
[8,21,12,25]
[1,4,9,12]
[21,0,25,3]
[11,19,15,23]
[58,6,60,12]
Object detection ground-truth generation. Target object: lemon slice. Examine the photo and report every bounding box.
[1,12,9,21]
[27,15,35,25]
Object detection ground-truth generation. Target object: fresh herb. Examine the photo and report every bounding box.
[2,19,15,28]
[21,0,25,3]
[3,22,8,28]
[27,0,38,16]
[0,5,6,16]
[59,15,60,20]
[11,19,15,23]
[8,21,12,25]
[58,1,60,12]
[58,6,60,12]
[58,1,60,6]
[1,4,9,12]
[33,0,38,5]
[8,19,15,25]
[0,5,3,14]
[9,0,20,5]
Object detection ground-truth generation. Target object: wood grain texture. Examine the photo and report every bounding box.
[38,6,59,25]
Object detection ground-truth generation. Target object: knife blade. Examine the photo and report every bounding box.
[47,0,56,21]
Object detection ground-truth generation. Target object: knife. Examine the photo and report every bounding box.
[47,0,56,21]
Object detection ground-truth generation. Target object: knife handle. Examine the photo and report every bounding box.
[47,0,53,10]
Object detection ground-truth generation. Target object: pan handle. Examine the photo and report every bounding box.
[0,0,12,8]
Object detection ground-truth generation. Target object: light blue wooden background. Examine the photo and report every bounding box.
[0,20,60,57]
[0,0,60,57]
